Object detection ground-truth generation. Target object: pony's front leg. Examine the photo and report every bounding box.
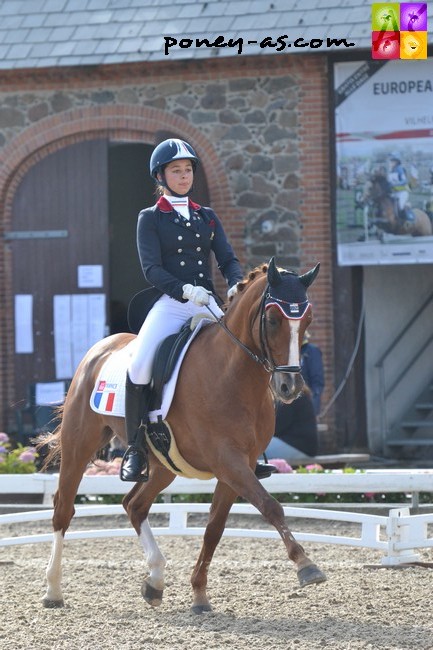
[123,466,175,608]
[139,518,167,607]
[222,467,327,588]
[42,531,65,607]
[190,481,237,614]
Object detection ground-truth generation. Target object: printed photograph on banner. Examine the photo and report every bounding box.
[334,59,433,266]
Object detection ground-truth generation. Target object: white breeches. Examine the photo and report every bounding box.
[128,293,224,385]
[393,190,409,210]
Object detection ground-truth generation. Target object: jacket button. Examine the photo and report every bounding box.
[196,233,200,238]
[178,248,182,253]
[199,273,204,278]
[196,247,201,251]
[180,261,185,266]
[198,260,203,265]
[178,235,183,240]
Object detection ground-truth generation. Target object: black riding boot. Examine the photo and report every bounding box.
[120,374,151,482]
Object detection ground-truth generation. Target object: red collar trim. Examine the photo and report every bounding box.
[157,196,201,212]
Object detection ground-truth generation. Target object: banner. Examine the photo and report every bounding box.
[334,58,433,265]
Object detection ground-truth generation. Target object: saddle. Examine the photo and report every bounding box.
[146,318,196,473]
[150,319,195,411]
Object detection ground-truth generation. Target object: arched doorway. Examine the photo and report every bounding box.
[9,137,211,415]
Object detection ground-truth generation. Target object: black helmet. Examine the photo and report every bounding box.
[149,138,199,179]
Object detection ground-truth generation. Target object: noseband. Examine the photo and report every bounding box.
[207,283,309,375]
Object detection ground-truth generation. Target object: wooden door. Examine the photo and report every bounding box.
[10,139,109,405]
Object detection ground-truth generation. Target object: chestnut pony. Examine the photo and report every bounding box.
[41,258,326,612]
[366,171,432,237]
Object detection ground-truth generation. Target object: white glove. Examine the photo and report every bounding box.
[227,284,238,299]
[182,284,211,306]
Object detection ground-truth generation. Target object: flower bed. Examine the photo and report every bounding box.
[0,433,38,474]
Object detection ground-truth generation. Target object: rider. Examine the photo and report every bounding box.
[387,152,415,222]
[121,138,276,482]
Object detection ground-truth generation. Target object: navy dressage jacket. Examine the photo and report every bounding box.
[137,196,243,302]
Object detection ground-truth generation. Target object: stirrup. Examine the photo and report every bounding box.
[120,446,149,483]
[255,461,277,480]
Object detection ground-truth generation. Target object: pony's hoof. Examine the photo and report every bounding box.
[191,604,212,614]
[42,597,64,608]
[297,564,327,588]
[141,581,163,607]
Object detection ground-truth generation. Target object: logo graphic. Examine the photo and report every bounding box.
[371,3,427,59]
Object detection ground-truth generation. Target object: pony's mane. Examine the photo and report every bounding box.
[236,263,268,294]
[225,262,297,309]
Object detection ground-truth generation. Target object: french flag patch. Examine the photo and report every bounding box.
[93,380,116,412]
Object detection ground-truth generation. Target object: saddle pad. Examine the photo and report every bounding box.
[89,318,213,420]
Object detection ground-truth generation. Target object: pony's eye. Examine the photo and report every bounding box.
[266,315,278,328]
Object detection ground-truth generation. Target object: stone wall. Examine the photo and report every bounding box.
[0,55,334,446]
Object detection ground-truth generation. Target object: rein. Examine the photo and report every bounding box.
[206,284,304,375]
[205,303,269,370]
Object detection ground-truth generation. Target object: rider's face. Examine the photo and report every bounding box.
[160,159,194,195]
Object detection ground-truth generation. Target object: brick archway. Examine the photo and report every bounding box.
[0,105,239,430]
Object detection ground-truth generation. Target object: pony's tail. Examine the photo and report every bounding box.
[35,404,64,472]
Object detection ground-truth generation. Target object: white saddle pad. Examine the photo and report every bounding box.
[89,318,213,421]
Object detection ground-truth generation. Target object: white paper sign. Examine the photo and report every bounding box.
[54,295,73,379]
[54,294,106,379]
[78,265,103,288]
[14,294,34,353]
[35,381,66,406]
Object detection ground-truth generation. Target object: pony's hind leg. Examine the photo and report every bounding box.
[42,411,111,608]
[122,464,176,608]
[190,481,237,614]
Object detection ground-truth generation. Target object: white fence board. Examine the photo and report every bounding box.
[2,470,433,502]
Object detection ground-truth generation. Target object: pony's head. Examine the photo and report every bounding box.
[263,258,320,403]
[370,171,392,199]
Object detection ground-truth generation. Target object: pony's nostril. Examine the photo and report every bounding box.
[281,383,289,394]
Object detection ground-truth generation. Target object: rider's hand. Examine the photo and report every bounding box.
[182,284,211,306]
[227,284,238,299]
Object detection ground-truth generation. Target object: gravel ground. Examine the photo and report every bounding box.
[1,513,432,650]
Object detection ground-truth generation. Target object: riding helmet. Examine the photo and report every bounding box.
[150,139,199,179]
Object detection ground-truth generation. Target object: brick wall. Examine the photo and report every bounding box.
[0,55,334,447]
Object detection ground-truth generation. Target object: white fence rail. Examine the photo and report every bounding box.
[1,501,432,566]
[1,470,433,506]
[1,471,433,566]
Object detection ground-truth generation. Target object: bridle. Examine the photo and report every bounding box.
[206,283,309,375]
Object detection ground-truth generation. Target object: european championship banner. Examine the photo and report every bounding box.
[334,58,433,266]
[372,3,428,60]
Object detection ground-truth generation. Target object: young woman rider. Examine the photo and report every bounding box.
[121,138,275,482]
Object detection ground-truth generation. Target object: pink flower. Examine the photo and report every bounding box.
[305,463,324,472]
[19,448,37,463]
[0,432,9,443]
[268,458,294,473]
